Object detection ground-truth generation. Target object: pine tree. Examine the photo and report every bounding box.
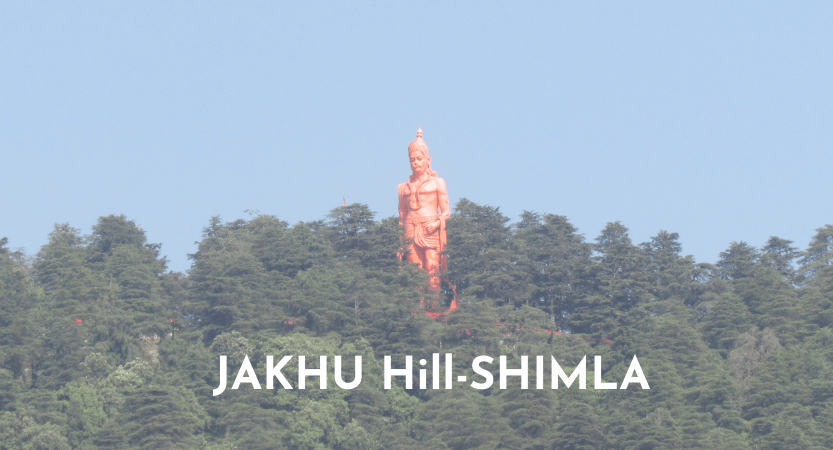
[761,236,799,280]
[515,212,593,330]
[797,224,833,284]
[716,241,760,280]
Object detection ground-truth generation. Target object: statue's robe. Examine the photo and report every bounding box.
[398,176,448,273]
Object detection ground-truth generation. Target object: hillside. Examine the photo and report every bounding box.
[0,199,831,449]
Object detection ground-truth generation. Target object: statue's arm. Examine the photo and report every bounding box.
[397,183,408,220]
[437,178,450,221]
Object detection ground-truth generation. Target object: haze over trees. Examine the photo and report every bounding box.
[0,202,831,449]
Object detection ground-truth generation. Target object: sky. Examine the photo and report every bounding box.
[2,2,832,273]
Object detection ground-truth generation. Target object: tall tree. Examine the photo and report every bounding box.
[716,241,760,280]
[446,199,527,305]
[761,236,799,280]
[797,224,833,284]
[590,222,649,316]
[515,212,593,329]
[325,203,378,261]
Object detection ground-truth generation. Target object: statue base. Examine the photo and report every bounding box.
[421,278,459,319]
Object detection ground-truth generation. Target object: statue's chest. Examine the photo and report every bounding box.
[408,180,437,196]
[414,180,437,196]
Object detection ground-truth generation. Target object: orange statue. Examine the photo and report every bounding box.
[398,128,453,310]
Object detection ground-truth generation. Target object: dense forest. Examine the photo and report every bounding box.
[1,199,832,449]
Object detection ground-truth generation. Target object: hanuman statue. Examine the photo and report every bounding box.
[398,128,451,308]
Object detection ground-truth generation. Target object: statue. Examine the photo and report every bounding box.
[398,128,453,310]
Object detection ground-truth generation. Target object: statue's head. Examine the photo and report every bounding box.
[408,127,430,159]
[408,127,433,176]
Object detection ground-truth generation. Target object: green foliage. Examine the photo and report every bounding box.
[717,241,760,280]
[762,236,799,280]
[797,224,833,283]
[0,411,71,450]
[447,198,523,303]
[1,204,831,448]
[118,386,208,449]
[514,212,593,329]
[699,293,751,355]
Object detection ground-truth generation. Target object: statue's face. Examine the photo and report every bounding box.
[409,151,430,173]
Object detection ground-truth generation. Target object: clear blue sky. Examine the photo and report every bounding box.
[2,2,832,272]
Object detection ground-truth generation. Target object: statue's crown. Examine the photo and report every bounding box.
[408,127,429,156]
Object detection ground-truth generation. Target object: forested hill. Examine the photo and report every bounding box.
[1,199,832,449]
